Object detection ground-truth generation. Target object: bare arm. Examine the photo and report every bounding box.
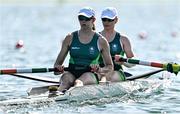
[121,35,135,67]
[54,34,72,74]
[121,35,134,58]
[98,36,114,75]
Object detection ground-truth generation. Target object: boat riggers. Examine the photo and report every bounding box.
[114,55,180,75]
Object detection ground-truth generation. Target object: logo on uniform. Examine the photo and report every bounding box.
[89,46,95,55]
[71,47,80,50]
[112,44,118,51]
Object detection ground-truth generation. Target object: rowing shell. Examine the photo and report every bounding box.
[0,77,171,107]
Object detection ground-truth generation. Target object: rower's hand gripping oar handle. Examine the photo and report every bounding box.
[114,55,180,75]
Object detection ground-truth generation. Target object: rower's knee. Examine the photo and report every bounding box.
[60,73,75,85]
[80,72,99,85]
[111,71,126,82]
[74,79,84,87]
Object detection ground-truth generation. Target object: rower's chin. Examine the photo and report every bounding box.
[104,25,111,29]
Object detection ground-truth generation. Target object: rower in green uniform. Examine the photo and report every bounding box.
[99,7,135,82]
[54,7,113,93]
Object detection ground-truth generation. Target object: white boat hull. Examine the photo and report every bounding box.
[0,78,171,107]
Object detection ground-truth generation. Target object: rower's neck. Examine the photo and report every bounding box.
[102,29,116,42]
[79,29,94,36]
[78,30,94,44]
[80,28,93,34]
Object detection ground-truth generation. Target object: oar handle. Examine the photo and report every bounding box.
[114,55,180,74]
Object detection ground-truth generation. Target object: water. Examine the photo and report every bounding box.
[0,0,180,114]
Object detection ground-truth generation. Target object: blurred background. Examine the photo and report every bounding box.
[0,0,180,113]
[0,0,179,69]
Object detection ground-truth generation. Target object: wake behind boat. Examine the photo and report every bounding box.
[0,71,171,107]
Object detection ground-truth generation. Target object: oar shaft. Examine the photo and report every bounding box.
[0,68,55,74]
[118,57,164,68]
[114,55,180,72]
[0,67,91,75]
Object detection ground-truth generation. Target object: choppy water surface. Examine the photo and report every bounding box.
[0,0,180,114]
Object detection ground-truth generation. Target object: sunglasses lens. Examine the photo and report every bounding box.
[102,18,114,22]
[78,16,91,21]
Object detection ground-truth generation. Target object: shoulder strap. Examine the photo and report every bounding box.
[116,32,121,40]
[72,31,78,38]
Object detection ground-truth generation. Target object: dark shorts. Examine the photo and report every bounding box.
[68,64,99,84]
